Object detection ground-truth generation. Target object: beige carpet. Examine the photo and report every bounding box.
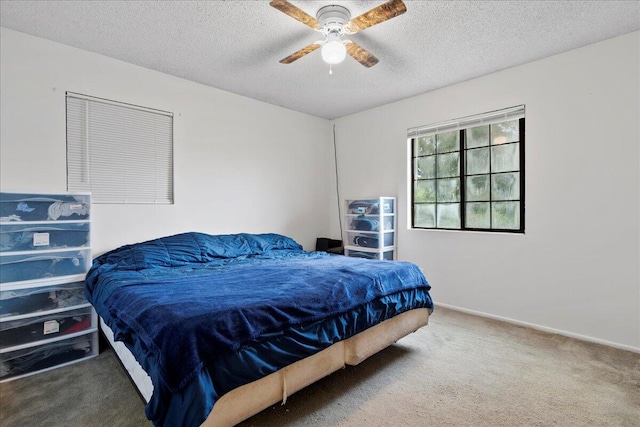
[1,307,638,426]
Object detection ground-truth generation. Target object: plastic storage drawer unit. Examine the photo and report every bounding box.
[0,280,87,319]
[344,197,396,261]
[0,193,90,222]
[0,333,96,381]
[0,222,90,252]
[0,191,97,383]
[0,249,91,284]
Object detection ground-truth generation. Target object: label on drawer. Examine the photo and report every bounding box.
[43,320,60,335]
[33,232,50,247]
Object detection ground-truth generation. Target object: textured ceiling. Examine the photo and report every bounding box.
[1,1,639,119]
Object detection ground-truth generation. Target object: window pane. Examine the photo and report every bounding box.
[466,125,489,148]
[414,180,436,203]
[414,204,435,228]
[437,178,460,202]
[466,147,489,175]
[466,175,490,201]
[492,201,520,229]
[436,152,459,178]
[436,131,459,153]
[415,136,436,156]
[491,143,519,173]
[466,202,490,228]
[437,203,460,228]
[492,172,519,201]
[491,120,519,145]
[415,156,435,179]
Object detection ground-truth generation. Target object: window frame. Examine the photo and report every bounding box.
[409,111,525,233]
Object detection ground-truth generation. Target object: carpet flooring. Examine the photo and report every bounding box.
[1,307,638,426]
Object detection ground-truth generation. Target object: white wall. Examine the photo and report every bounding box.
[333,31,640,351]
[0,28,335,254]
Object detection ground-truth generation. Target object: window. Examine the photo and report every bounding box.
[409,106,524,232]
[66,92,174,204]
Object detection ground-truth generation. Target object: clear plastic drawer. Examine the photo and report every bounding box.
[0,222,90,252]
[346,198,394,215]
[345,249,394,260]
[0,332,96,381]
[346,231,394,249]
[348,216,394,232]
[0,280,87,318]
[0,306,95,348]
[0,249,91,284]
[0,193,90,222]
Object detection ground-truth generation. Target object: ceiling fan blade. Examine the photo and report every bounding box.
[279,42,322,64]
[343,0,407,34]
[269,0,321,31]
[344,40,379,67]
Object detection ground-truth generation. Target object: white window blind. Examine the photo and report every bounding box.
[66,92,174,204]
[407,105,525,138]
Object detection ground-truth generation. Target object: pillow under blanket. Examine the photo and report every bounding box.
[93,232,302,271]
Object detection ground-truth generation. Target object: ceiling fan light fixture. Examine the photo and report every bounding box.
[321,33,346,64]
[271,0,406,68]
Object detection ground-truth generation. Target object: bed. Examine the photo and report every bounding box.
[85,232,433,427]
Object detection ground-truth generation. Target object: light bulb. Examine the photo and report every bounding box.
[493,136,508,145]
[321,33,346,65]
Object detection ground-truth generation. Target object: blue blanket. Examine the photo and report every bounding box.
[85,232,433,426]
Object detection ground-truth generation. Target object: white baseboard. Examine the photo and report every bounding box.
[434,301,640,354]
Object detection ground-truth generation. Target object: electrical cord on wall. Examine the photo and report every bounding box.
[333,124,343,239]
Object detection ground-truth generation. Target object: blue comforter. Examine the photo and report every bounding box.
[85,232,433,426]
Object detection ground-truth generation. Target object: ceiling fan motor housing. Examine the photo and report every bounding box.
[317,5,351,36]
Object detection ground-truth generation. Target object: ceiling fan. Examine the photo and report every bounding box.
[270,0,407,69]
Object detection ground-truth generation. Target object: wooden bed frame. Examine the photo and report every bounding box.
[101,308,430,427]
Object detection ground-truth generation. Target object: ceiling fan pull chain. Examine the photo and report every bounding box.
[329,64,333,75]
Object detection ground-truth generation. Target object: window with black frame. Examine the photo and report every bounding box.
[409,106,525,232]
